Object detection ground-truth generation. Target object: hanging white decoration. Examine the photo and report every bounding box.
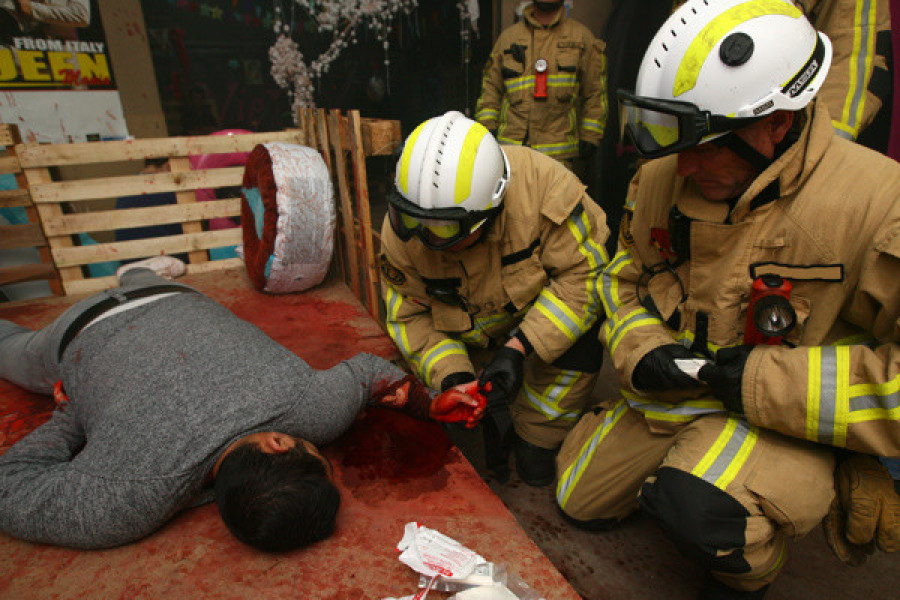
[269,0,419,119]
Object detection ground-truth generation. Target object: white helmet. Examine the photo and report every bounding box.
[389,111,510,249]
[620,0,832,158]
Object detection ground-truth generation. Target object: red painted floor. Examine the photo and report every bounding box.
[0,271,580,600]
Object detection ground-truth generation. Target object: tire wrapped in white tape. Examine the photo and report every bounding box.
[241,142,335,293]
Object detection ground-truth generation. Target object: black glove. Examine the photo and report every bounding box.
[579,140,597,160]
[441,371,476,392]
[477,346,526,483]
[697,345,753,413]
[632,344,700,391]
[478,346,526,407]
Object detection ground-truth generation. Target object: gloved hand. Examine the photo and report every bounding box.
[632,344,701,391]
[441,371,476,392]
[579,140,597,161]
[478,346,526,408]
[477,345,525,483]
[697,345,753,413]
[429,381,488,429]
[823,454,900,566]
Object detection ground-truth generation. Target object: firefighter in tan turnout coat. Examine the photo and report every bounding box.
[380,111,608,486]
[555,1,900,598]
[474,0,607,169]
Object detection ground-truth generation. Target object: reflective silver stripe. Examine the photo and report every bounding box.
[845,0,875,136]
[695,420,754,486]
[556,400,628,506]
[523,370,581,420]
[604,309,661,356]
[534,292,585,341]
[419,339,468,385]
[625,397,725,417]
[834,127,855,139]
[851,389,900,412]
[568,210,607,316]
[818,346,838,445]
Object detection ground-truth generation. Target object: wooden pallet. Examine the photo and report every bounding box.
[1,113,400,319]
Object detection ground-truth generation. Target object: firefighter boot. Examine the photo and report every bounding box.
[515,437,557,487]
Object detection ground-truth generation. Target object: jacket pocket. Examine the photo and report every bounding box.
[501,254,547,311]
[431,303,472,333]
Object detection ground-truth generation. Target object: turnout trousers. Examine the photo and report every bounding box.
[555,401,835,591]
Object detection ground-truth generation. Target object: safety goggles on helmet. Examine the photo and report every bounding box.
[618,90,764,159]
[387,191,502,250]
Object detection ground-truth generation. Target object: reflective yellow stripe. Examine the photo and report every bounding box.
[535,290,585,342]
[600,250,632,315]
[398,121,427,196]
[567,210,607,322]
[557,400,628,508]
[420,339,469,387]
[833,346,851,447]
[691,417,758,491]
[674,0,802,97]
[581,118,604,133]
[716,427,758,490]
[506,75,534,92]
[455,123,488,205]
[522,370,581,421]
[384,284,419,373]
[476,107,499,122]
[532,141,579,156]
[839,0,877,139]
[806,346,823,442]
[607,311,663,356]
[750,536,789,580]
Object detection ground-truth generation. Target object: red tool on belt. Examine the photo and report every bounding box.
[744,274,796,345]
[533,58,549,99]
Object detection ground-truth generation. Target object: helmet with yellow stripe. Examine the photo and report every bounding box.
[389,111,510,250]
[619,0,832,159]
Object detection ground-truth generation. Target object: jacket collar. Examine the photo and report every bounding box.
[728,101,832,222]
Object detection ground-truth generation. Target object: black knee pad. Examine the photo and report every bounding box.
[557,505,619,532]
[640,467,751,574]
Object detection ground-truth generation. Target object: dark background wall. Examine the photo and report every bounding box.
[141,0,494,137]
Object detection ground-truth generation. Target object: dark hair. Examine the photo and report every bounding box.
[214,443,340,552]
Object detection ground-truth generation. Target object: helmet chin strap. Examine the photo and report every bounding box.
[713,133,773,174]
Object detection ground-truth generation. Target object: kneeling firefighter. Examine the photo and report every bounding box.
[379,111,609,486]
[554,0,900,598]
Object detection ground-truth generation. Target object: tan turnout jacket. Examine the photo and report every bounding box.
[474,6,607,160]
[602,101,900,456]
[380,146,609,389]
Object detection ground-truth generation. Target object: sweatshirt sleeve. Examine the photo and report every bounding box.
[0,408,177,549]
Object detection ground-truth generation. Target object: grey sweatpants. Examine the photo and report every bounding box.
[0,269,186,395]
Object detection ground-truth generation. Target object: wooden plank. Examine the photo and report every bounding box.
[314,108,346,285]
[21,165,69,294]
[0,262,57,287]
[51,229,242,267]
[0,222,47,250]
[30,167,244,204]
[14,131,304,168]
[61,258,244,296]
[0,124,15,148]
[349,110,380,320]
[170,157,209,264]
[328,109,362,299]
[361,118,402,156]
[0,156,19,175]
[0,188,30,208]
[315,109,334,174]
[42,198,241,236]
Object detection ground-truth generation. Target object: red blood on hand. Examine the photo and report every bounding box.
[429,381,488,428]
[53,380,70,406]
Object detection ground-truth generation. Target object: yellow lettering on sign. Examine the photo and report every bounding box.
[47,51,77,81]
[0,49,15,81]
[19,50,51,81]
[76,53,110,81]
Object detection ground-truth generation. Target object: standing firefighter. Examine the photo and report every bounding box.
[555,1,900,598]
[380,111,609,486]
[474,0,607,174]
